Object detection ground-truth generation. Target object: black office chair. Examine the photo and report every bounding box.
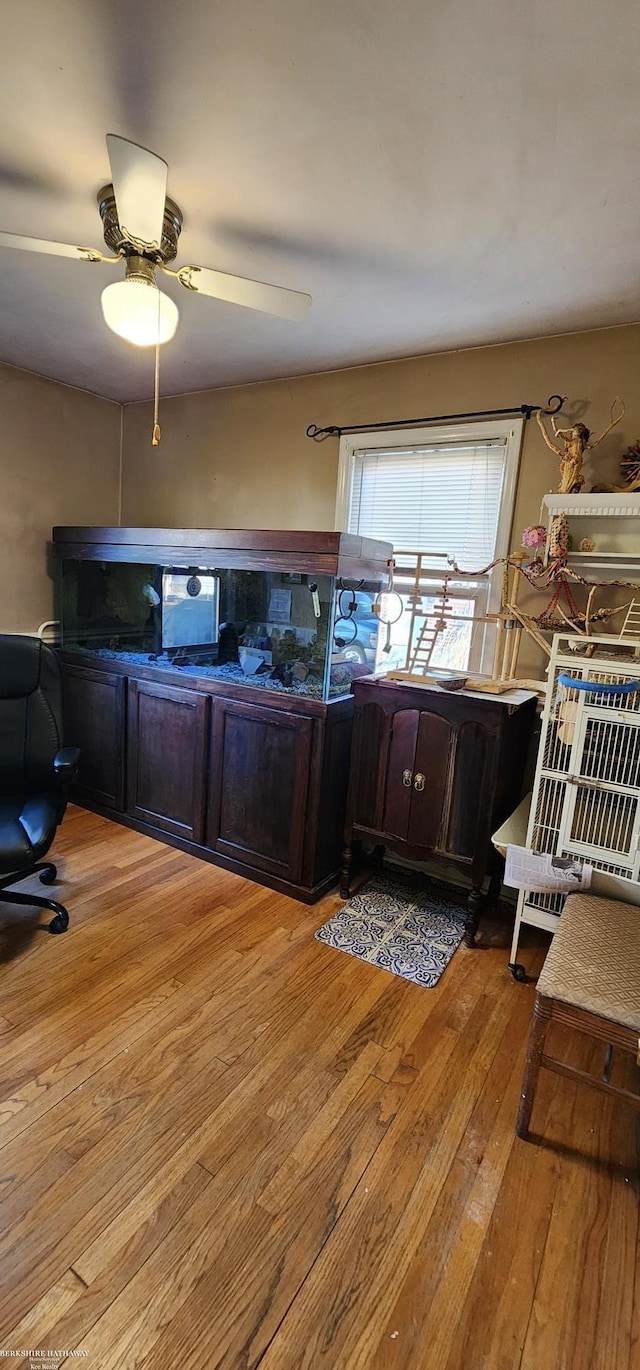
[0,634,79,933]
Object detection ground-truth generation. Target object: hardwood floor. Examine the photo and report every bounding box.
[0,806,638,1370]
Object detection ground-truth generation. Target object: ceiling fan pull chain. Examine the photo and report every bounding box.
[152,342,161,445]
[152,295,162,446]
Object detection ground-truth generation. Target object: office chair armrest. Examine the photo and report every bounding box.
[54,747,81,780]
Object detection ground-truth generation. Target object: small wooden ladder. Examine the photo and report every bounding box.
[407,582,452,672]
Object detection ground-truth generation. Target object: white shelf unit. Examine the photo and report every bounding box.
[541,493,640,575]
[509,631,640,977]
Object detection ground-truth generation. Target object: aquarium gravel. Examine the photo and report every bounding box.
[63,647,358,698]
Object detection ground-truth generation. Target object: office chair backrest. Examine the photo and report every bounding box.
[0,635,63,794]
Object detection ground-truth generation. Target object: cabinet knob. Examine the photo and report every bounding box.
[414,772,426,791]
[402,769,413,788]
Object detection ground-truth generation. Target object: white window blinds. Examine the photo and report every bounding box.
[348,440,507,567]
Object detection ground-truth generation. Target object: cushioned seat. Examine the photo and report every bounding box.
[517,890,640,1143]
[0,795,61,874]
[538,892,640,1032]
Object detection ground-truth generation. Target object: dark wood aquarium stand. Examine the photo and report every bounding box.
[52,527,392,903]
[341,676,537,945]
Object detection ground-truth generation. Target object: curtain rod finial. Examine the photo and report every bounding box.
[306,423,340,441]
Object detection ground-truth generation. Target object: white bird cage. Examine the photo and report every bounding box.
[509,631,640,979]
[620,600,640,644]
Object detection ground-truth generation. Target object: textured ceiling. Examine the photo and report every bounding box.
[1,0,639,403]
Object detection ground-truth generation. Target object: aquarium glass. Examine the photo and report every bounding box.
[60,560,384,700]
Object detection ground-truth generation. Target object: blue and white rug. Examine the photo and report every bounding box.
[316,874,466,988]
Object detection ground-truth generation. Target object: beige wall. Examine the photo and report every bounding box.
[121,323,640,677]
[0,363,121,633]
[3,323,636,662]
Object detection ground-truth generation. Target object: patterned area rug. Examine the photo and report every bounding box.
[316,874,466,988]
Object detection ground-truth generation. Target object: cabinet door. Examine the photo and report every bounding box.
[382,707,453,849]
[383,709,420,838]
[350,701,388,831]
[62,664,125,810]
[207,699,312,883]
[407,710,453,849]
[127,680,208,842]
[445,719,489,859]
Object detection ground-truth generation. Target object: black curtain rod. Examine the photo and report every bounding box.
[305,394,564,441]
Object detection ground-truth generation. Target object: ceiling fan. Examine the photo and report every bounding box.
[0,135,312,347]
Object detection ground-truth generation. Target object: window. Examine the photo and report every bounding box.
[336,419,523,674]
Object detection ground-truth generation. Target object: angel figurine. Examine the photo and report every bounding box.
[536,397,625,493]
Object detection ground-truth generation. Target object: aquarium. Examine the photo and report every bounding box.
[59,557,385,701]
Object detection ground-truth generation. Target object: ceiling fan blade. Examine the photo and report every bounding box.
[106,134,167,248]
[175,264,311,321]
[0,231,104,261]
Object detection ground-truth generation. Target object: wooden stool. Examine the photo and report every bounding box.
[517,892,640,1140]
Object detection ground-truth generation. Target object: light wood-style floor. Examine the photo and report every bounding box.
[0,807,638,1370]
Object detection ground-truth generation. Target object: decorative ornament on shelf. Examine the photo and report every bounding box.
[578,537,596,553]
[620,441,640,491]
[548,515,570,562]
[521,525,547,551]
[537,396,625,493]
[592,438,640,493]
[521,524,547,570]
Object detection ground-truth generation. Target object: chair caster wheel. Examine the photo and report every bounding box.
[39,866,57,886]
[48,910,69,934]
[509,962,527,983]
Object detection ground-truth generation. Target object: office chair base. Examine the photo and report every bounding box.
[0,864,69,933]
[38,862,57,885]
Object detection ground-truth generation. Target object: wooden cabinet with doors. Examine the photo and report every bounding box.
[59,653,356,901]
[207,697,313,886]
[342,676,537,945]
[127,678,209,844]
[62,663,126,810]
[54,524,392,902]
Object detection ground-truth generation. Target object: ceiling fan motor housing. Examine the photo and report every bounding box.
[123,255,159,286]
[97,184,183,263]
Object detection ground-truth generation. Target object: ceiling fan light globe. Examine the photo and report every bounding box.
[100,278,178,347]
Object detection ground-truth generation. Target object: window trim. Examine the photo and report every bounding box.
[334,417,525,675]
[334,417,524,595]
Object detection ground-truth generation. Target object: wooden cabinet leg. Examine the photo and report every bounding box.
[516,994,551,1140]
[464,885,483,948]
[340,841,353,899]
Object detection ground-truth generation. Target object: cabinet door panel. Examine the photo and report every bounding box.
[383,709,420,839]
[445,720,488,858]
[63,666,125,810]
[127,681,208,842]
[208,700,312,882]
[351,702,387,830]
[407,710,453,849]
